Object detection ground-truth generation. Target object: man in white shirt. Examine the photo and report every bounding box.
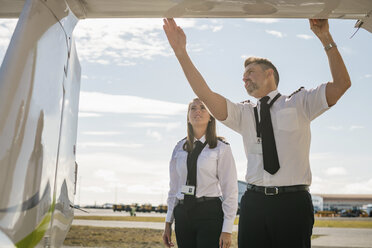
[163,18,351,248]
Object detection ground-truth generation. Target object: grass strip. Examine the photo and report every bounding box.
[64,225,170,248]
[64,225,238,248]
[314,219,372,228]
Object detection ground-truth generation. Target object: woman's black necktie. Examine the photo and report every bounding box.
[260,95,280,174]
[184,140,207,209]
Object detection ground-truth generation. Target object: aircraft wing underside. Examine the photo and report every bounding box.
[1,0,372,33]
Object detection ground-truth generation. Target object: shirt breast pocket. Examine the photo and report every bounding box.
[175,152,187,176]
[275,108,299,132]
[198,151,218,175]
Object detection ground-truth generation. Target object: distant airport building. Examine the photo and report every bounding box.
[312,194,372,211]
[237,181,372,211]
[311,195,324,212]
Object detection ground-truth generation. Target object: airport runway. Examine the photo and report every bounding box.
[312,227,372,248]
[74,208,166,217]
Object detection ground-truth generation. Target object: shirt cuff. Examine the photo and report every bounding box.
[165,210,174,224]
[221,218,235,233]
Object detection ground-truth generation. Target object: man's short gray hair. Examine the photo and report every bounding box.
[244,57,280,86]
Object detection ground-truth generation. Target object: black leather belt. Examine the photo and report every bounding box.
[178,196,221,205]
[246,184,309,196]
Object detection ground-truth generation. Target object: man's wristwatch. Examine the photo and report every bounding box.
[324,42,337,52]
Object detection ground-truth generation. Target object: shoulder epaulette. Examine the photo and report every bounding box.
[177,137,187,144]
[288,87,304,99]
[240,99,251,104]
[218,137,230,145]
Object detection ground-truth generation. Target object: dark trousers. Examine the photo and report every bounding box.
[238,190,314,248]
[174,199,224,248]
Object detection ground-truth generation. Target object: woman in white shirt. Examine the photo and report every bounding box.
[162,98,238,248]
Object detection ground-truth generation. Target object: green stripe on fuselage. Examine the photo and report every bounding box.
[15,203,55,248]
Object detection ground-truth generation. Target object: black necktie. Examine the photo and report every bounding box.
[260,96,280,174]
[184,140,205,208]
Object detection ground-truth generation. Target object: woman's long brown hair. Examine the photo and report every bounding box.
[183,98,223,152]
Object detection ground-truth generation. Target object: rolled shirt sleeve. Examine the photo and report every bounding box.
[301,83,330,121]
[221,98,244,134]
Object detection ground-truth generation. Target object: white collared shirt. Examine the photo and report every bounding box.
[166,136,238,233]
[221,83,330,187]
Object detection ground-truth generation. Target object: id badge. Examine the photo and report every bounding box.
[248,138,263,154]
[181,185,195,195]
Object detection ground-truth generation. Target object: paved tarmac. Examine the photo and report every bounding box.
[69,219,372,248]
[312,227,372,248]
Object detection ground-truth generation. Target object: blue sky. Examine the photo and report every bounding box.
[0,18,371,206]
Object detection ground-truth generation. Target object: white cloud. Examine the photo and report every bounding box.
[78,142,143,148]
[94,169,120,182]
[212,26,223,32]
[312,176,323,183]
[344,178,372,194]
[142,115,169,119]
[127,184,165,195]
[194,20,223,32]
[310,152,333,160]
[76,152,171,204]
[128,122,182,131]
[245,18,279,24]
[265,30,285,38]
[325,167,347,176]
[364,74,372,78]
[327,125,343,131]
[324,124,364,132]
[0,20,17,48]
[296,34,313,40]
[78,112,102,118]
[196,24,223,32]
[350,125,364,131]
[82,131,123,136]
[79,91,187,115]
[310,176,372,194]
[94,59,110,65]
[74,19,167,64]
[77,152,166,175]
[82,186,108,193]
[309,176,325,193]
[74,18,196,65]
[146,130,162,141]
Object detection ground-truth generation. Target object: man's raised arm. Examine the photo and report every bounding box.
[163,18,228,121]
[310,19,351,107]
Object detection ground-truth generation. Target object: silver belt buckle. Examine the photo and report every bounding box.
[265,187,278,195]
